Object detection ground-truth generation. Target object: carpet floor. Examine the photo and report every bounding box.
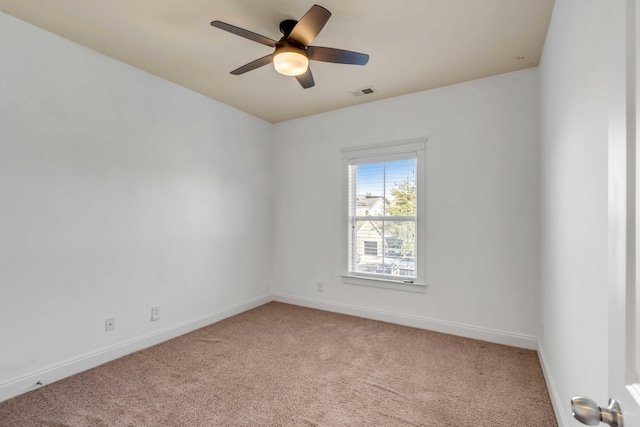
[0,302,557,426]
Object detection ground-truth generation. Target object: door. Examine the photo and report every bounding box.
[573,1,640,426]
[587,0,640,426]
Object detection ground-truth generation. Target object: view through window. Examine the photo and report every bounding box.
[348,156,417,280]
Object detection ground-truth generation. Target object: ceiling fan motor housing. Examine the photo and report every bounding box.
[275,39,307,56]
[279,19,299,38]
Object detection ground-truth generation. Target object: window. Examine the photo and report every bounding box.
[341,138,427,292]
[364,241,378,256]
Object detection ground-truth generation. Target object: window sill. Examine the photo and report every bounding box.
[341,275,427,293]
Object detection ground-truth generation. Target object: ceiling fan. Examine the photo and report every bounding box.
[210,4,369,89]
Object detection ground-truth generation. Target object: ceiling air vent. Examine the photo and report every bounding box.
[349,86,376,97]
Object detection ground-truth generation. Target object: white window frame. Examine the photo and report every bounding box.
[341,138,427,293]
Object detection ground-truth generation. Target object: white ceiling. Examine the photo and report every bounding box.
[0,0,555,123]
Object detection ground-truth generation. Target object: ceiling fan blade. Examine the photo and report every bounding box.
[288,5,331,47]
[231,55,273,75]
[295,68,315,89]
[211,21,277,47]
[307,46,369,65]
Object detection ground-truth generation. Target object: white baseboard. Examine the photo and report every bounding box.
[272,292,538,350]
[0,294,271,403]
[537,338,569,427]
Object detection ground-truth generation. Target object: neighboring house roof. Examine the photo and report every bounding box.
[357,219,384,236]
[357,195,382,210]
[357,195,390,207]
[356,195,389,216]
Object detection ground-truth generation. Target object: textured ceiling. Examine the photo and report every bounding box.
[0,0,555,123]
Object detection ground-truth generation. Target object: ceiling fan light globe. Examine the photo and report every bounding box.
[273,51,308,76]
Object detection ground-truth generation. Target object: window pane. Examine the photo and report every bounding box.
[354,163,385,215]
[385,220,416,278]
[355,220,383,273]
[354,159,416,217]
[385,160,416,216]
[353,220,415,278]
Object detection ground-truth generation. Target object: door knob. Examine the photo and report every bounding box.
[571,396,624,427]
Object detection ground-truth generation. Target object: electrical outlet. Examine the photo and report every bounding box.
[105,318,115,332]
[316,282,323,292]
[151,306,160,321]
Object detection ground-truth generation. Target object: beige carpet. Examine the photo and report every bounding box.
[0,302,557,426]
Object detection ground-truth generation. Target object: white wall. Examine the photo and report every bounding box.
[272,68,540,346]
[538,0,613,424]
[0,13,273,400]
